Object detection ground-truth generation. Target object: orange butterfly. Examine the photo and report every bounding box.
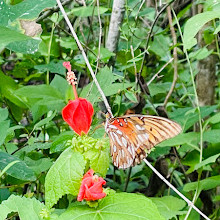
[105,115,182,169]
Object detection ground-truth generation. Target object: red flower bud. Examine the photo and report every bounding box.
[77,169,106,201]
[62,98,94,136]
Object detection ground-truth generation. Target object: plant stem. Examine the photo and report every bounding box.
[172,8,204,219]
[46,22,55,85]
[143,159,210,220]
[56,0,113,117]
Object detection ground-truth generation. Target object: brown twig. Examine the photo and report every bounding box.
[36,0,72,22]
[163,6,178,107]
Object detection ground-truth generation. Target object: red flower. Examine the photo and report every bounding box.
[62,61,94,136]
[77,169,106,201]
[62,98,94,136]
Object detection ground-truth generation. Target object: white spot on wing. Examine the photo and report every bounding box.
[113,132,123,146]
[113,145,117,152]
[122,137,127,146]
[136,124,145,131]
[109,125,117,129]
[116,130,123,135]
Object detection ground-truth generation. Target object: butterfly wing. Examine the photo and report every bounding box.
[105,115,182,169]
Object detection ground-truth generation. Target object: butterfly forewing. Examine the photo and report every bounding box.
[106,115,182,169]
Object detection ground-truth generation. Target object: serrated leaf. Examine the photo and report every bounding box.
[45,148,86,208]
[58,193,164,220]
[0,152,36,181]
[151,196,186,219]
[90,147,110,177]
[0,194,45,220]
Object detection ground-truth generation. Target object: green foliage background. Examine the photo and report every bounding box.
[0,0,219,219]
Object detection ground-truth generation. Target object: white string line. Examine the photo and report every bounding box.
[143,158,210,220]
[56,0,113,117]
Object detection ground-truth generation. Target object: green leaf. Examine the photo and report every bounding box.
[125,90,138,103]
[80,66,135,102]
[45,148,86,208]
[58,193,164,220]
[193,153,220,172]
[169,106,217,131]
[183,175,220,194]
[148,82,171,96]
[50,131,74,153]
[151,196,186,219]
[188,47,213,60]
[0,152,36,181]
[71,6,108,17]
[0,160,20,178]
[90,146,110,177]
[35,60,66,75]
[33,111,57,130]
[0,120,10,146]
[158,129,220,148]
[0,71,27,108]
[183,11,220,50]
[0,108,8,122]
[0,0,56,25]
[0,195,45,220]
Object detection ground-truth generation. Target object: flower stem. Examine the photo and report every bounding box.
[72,85,78,100]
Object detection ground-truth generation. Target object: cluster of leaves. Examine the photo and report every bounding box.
[0,0,220,219]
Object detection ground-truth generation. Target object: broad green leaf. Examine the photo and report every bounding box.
[90,146,110,177]
[50,131,74,153]
[25,157,53,176]
[0,71,27,108]
[0,108,8,122]
[125,90,138,103]
[149,34,171,61]
[71,6,108,17]
[15,85,63,106]
[0,152,36,181]
[193,153,220,172]
[58,193,164,220]
[0,194,45,220]
[33,111,57,130]
[45,148,85,208]
[0,26,39,49]
[35,60,66,75]
[183,11,220,50]
[188,47,213,60]
[214,25,220,34]
[151,196,186,219]
[80,66,133,102]
[158,129,220,148]
[0,0,56,25]
[0,160,19,178]
[206,112,220,124]
[169,106,217,131]
[0,120,10,146]
[148,82,171,96]
[183,175,220,194]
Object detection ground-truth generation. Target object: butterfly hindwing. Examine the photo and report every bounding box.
[105,115,182,169]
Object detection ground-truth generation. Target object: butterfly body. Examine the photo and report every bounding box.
[105,115,182,169]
